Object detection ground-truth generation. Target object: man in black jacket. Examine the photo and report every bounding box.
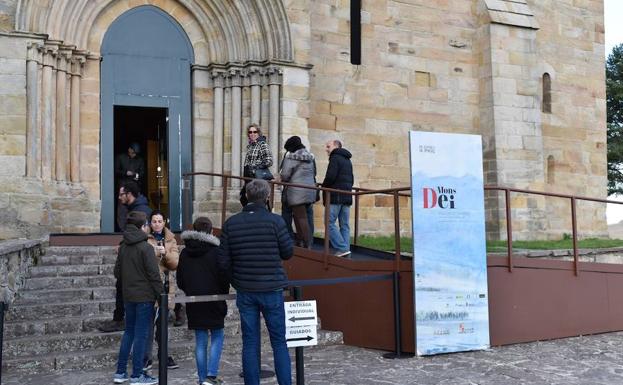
[218,179,293,385]
[113,211,162,385]
[322,139,354,257]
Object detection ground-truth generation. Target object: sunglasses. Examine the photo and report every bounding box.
[248,130,258,134]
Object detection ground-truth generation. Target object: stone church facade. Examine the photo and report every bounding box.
[0,0,607,240]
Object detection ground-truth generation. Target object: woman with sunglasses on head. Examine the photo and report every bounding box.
[241,124,274,206]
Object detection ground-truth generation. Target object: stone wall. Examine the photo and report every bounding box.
[0,238,44,305]
[303,0,607,239]
[0,0,609,241]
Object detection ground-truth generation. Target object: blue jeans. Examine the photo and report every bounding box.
[329,204,350,252]
[236,290,291,385]
[116,301,154,378]
[195,328,225,382]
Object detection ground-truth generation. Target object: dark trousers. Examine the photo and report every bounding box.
[282,203,314,244]
[113,277,125,322]
[291,205,311,247]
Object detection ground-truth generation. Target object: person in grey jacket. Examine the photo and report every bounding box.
[280,136,317,248]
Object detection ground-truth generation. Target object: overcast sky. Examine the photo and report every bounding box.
[604,0,623,223]
[605,0,623,56]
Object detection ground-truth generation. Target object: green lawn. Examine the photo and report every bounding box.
[354,235,623,253]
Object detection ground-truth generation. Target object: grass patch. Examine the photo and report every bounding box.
[354,235,623,253]
[356,235,413,253]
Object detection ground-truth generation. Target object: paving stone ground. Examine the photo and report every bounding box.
[6,332,623,385]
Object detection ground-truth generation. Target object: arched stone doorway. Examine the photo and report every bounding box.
[17,0,310,233]
[100,5,194,232]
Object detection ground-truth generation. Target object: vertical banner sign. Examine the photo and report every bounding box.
[409,131,490,356]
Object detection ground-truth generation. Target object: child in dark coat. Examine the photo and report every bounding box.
[177,217,229,385]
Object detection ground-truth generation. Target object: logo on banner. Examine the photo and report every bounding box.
[422,186,456,209]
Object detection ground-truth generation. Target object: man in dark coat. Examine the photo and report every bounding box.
[118,181,152,231]
[177,217,229,385]
[218,179,293,385]
[321,139,354,257]
[115,143,145,232]
[116,142,145,186]
[113,211,162,385]
[100,181,153,333]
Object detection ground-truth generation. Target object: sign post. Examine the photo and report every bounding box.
[409,131,490,356]
[285,300,318,348]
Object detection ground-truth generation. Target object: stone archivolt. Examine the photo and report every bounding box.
[15,0,293,64]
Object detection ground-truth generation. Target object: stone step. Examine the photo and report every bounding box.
[28,263,115,278]
[6,299,116,321]
[4,315,110,338]
[3,326,200,359]
[5,301,242,337]
[16,286,116,305]
[2,329,343,373]
[23,275,117,290]
[46,246,118,256]
[38,253,117,266]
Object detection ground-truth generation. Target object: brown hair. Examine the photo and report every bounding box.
[247,123,263,136]
[193,216,213,234]
[126,211,147,228]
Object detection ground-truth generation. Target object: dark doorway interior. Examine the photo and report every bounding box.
[114,106,168,231]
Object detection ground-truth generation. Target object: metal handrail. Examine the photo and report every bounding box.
[183,171,623,276]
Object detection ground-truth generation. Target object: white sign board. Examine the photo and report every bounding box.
[284,300,318,347]
[285,325,318,347]
[410,131,490,356]
[284,300,317,328]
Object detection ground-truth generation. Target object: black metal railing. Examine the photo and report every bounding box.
[156,273,409,385]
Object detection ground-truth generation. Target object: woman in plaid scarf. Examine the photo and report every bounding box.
[241,124,274,206]
[243,123,273,176]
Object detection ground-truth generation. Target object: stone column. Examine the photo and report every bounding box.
[230,70,243,188]
[212,71,225,187]
[40,46,56,181]
[250,68,262,125]
[70,54,85,183]
[55,48,70,181]
[26,43,41,178]
[267,67,282,173]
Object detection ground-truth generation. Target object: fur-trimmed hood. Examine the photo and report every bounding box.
[181,230,220,246]
[285,148,314,162]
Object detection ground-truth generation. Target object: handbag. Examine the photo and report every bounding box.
[253,166,274,180]
[313,159,320,202]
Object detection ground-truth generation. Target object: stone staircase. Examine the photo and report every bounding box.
[2,246,343,374]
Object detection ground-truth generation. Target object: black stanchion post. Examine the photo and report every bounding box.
[0,301,5,385]
[383,272,414,359]
[158,294,169,385]
[293,286,305,385]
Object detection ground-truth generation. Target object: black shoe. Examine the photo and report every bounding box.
[98,320,124,333]
[167,356,179,370]
[143,359,153,371]
[173,306,185,327]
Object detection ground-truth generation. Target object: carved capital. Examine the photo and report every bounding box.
[211,70,226,88]
[266,66,283,85]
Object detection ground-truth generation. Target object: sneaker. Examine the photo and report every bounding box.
[99,320,124,333]
[129,374,157,385]
[205,376,223,384]
[167,356,179,369]
[142,359,153,371]
[335,250,351,258]
[113,372,128,384]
